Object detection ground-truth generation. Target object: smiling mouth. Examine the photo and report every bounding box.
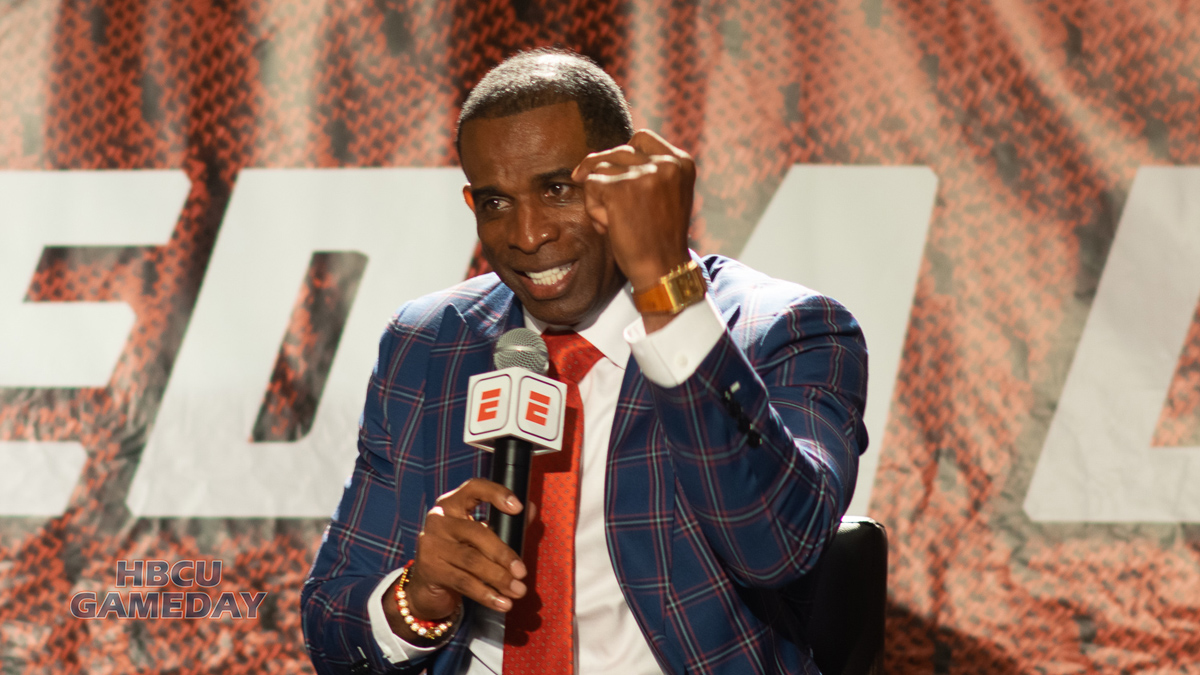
[525,263,574,286]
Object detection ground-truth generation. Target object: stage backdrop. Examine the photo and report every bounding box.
[2,0,1198,672]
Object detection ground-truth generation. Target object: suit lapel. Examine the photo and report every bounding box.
[413,283,525,675]
[421,283,524,499]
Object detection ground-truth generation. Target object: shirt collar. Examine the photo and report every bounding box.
[522,287,637,370]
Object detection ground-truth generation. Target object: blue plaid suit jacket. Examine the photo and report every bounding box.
[302,254,869,675]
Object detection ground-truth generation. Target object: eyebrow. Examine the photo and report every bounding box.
[535,167,575,183]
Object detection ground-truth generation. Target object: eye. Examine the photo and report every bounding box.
[544,182,578,203]
[478,196,507,214]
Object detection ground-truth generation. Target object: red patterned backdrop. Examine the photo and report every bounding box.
[1,0,1199,672]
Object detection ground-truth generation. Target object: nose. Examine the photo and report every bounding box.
[510,202,558,254]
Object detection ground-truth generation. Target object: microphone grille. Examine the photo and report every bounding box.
[494,328,549,373]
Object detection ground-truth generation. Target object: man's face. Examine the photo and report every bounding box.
[459,101,625,326]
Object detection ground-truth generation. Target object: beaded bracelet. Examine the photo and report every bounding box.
[394,561,457,640]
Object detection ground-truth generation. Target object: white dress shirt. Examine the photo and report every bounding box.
[368,286,725,674]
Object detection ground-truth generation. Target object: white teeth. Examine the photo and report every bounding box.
[527,264,572,286]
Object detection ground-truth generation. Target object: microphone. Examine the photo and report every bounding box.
[493,327,549,374]
[464,328,567,557]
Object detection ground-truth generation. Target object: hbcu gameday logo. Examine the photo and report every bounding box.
[70,560,267,619]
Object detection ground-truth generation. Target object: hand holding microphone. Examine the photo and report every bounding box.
[384,329,563,639]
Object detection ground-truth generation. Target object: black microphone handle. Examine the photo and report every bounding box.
[488,436,534,557]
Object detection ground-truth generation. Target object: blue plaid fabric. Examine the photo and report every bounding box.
[302,254,869,675]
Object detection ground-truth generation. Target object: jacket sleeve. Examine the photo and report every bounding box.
[300,316,465,674]
[647,291,869,588]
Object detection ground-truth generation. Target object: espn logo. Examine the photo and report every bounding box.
[477,388,502,422]
[464,368,567,454]
[525,392,551,425]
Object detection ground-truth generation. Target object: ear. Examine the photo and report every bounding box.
[462,184,474,212]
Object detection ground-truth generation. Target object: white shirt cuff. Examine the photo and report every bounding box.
[625,294,724,387]
[368,568,459,663]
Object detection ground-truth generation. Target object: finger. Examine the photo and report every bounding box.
[437,516,528,582]
[589,146,650,168]
[589,160,631,175]
[585,161,658,184]
[405,554,499,617]
[580,160,660,226]
[628,128,689,161]
[411,529,525,612]
[571,145,649,182]
[583,177,610,227]
[435,555,524,612]
[436,478,523,519]
[421,523,527,608]
[442,534,528,597]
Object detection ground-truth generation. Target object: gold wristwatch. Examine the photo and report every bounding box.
[632,260,707,315]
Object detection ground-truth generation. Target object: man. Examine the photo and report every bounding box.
[302,49,868,675]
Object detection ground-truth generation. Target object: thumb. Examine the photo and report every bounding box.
[583,178,610,229]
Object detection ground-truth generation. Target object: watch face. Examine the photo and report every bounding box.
[635,264,706,314]
[672,267,705,304]
[680,268,705,299]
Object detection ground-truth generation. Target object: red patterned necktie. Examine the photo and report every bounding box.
[503,330,605,674]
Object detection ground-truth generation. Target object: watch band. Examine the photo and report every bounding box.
[632,260,707,315]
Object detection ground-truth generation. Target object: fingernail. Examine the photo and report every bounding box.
[505,496,520,510]
[509,580,526,597]
[510,560,527,578]
[493,595,512,611]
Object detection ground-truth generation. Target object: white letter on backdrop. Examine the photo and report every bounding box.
[1025,167,1200,522]
[125,168,476,518]
[0,170,188,516]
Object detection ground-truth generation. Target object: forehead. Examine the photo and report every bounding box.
[459,101,592,187]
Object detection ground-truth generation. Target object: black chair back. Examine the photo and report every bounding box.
[785,516,888,675]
